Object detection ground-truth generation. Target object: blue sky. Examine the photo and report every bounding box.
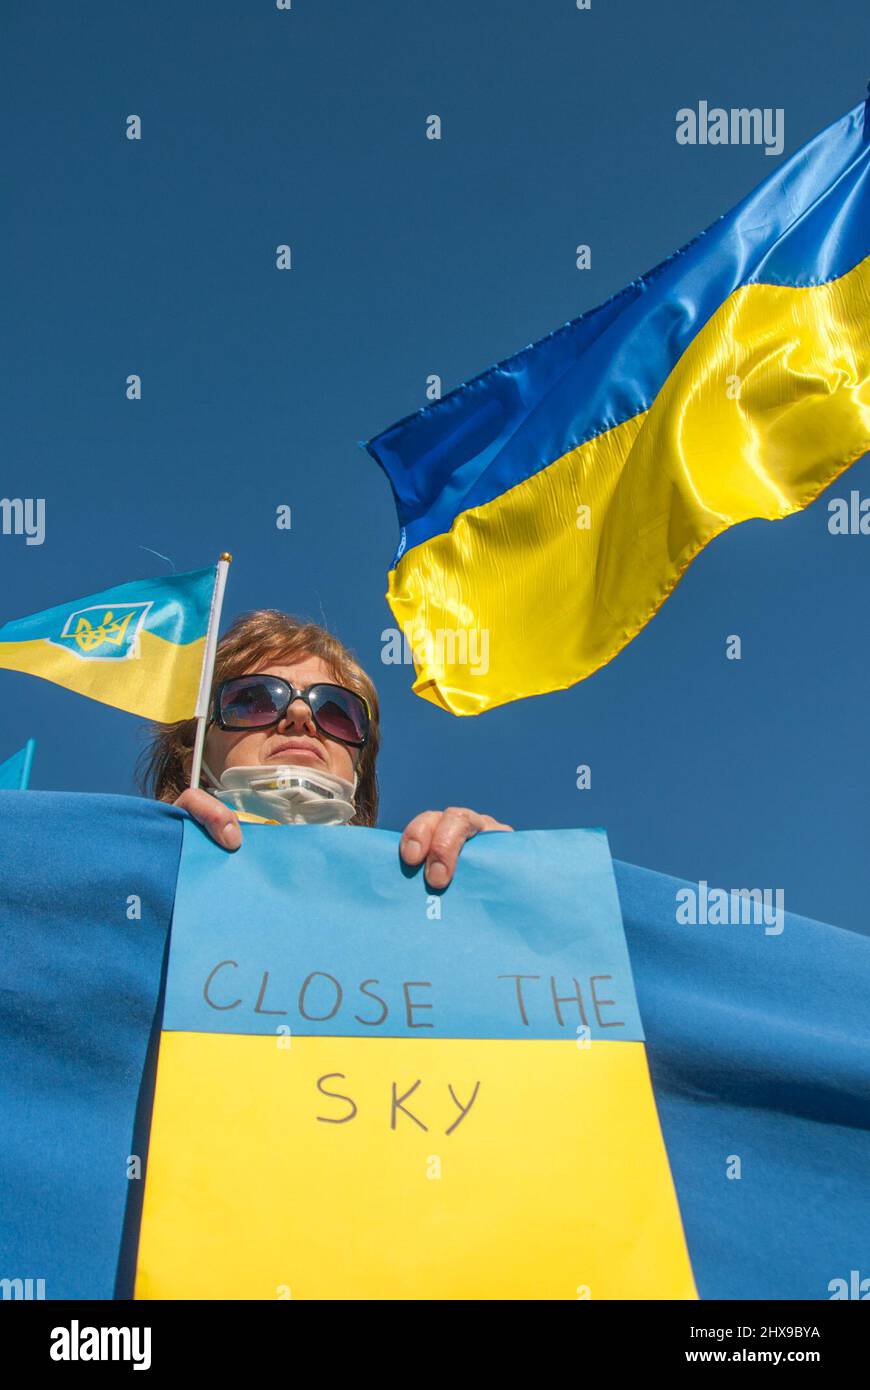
[2,0,868,931]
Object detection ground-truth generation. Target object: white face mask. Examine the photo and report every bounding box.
[202,760,357,826]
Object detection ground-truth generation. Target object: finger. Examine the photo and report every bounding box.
[427,810,515,887]
[175,788,242,851]
[425,807,480,889]
[474,815,514,833]
[399,810,441,867]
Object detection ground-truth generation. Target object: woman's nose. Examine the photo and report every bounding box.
[279,698,316,734]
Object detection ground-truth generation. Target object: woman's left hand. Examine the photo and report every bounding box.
[400,807,513,889]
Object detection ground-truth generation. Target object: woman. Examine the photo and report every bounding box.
[139,608,512,887]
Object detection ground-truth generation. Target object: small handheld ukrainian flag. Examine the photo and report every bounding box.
[0,565,224,724]
[367,97,870,715]
[0,738,35,790]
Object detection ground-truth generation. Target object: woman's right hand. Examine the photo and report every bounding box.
[174,789,243,851]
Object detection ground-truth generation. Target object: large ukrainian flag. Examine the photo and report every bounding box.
[2,791,870,1300]
[0,567,215,721]
[367,99,870,715]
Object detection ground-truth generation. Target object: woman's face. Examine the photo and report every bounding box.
[204,654,359,784]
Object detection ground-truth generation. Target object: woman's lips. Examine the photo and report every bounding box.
[266,740,326,764]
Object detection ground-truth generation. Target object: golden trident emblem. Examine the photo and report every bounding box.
[71,609,135,654]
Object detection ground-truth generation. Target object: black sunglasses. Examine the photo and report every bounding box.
[213,675,371,748]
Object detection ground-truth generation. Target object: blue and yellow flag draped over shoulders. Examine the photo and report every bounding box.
[0,567,215,722]
[367,98,870,715]
[2,791,869,1300]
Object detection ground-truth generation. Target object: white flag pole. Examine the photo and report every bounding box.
[189,552,232,791]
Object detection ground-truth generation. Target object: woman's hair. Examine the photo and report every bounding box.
[137,609,380,826]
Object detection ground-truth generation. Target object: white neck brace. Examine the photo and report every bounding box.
[202,759,357,826]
